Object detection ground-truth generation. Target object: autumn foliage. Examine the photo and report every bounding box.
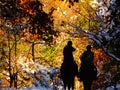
[0,0,119,89]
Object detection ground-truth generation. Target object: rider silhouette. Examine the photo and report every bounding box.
[60,40,78,90]
[78,45,97,90]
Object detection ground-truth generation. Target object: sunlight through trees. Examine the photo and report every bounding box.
[0,0,120,89]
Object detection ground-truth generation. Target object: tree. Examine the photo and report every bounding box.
[0,0,58,43]
[69,0,120,62]
[0,0,58,88]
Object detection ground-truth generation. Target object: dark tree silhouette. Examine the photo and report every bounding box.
[0,0,58,43]
[0,0,58,88]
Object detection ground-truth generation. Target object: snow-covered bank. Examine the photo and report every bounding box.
[1,58,120,90]
[1,84,120,90]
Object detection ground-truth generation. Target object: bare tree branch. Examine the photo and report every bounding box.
[68,23,120,61]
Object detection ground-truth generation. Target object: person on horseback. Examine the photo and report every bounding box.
[60,40,78,90]
[78,45,97,90]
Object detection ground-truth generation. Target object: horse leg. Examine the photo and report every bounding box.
[68,81,71,90]
[64,84,66,90]
[63,79,67,90]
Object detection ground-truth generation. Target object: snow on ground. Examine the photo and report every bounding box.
[1,84,120,90]
[1,58,120,90]
[18,84,120,90]
[19,86,54,90]
[19,86,63,90]
[105,84,120,90]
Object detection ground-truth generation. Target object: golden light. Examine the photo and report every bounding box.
[18,0,36,16]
